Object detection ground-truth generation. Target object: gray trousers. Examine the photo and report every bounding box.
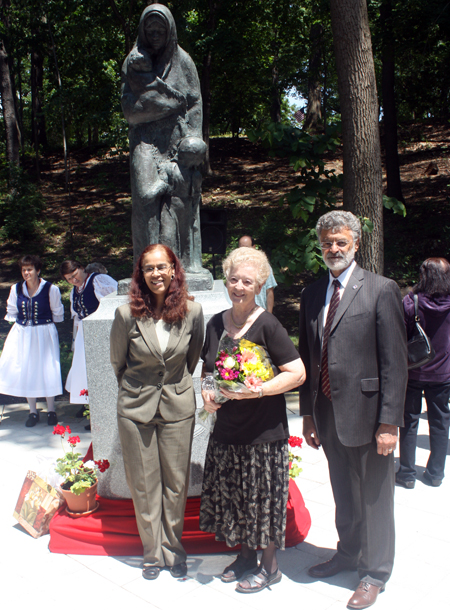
[317,392,395,587]
[118,411,195,567]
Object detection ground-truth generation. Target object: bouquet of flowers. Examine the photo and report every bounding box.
[288,435,303,479]
[199,333,275,423]
[213,334,274,401]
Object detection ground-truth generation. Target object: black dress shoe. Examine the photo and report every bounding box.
[47,411,58,426]
[423,470,442,487]
[308,554,356,578]
[75,406,86,418]
[25,412,39,427]
[395,474,415,489]
[347,581,385,609]
[170,562,187,578]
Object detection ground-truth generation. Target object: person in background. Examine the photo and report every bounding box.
[85,262,108,275]
[299,211,407,610]
[60,260,117,413]
[0,255,63,426]
[238,235,277,313]
[110,244,204,581]
[396,257,450,488]
[200,246,305,593]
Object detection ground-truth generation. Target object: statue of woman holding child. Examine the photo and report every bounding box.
[121,4,208,281]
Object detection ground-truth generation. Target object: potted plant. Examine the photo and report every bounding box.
[53,424,109,514]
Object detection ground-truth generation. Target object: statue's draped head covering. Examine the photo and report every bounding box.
[135,3,178,78]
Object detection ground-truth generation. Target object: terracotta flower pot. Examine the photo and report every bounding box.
[61,481,98,514]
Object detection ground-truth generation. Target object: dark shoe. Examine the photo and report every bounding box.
[170,562,187,578]
[47,411,58,426]
[221,553,258,583]
[395,474,415,489]
[25,412,39,427]
[347,581,384,609]
[142,565,160,580]
[236,566,282,594]
[75,406,86,418]
[308,553,356,578]
[85,423,91,431]
[423,470,442,487]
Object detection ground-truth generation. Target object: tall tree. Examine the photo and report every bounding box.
[0,0,20,168]
[329,0,384,273]
[380,0,403,202]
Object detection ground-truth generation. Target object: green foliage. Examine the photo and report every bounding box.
[0,166,44,241]
[55,450,97,495]
[247,121,343,281]
[383,195,407,217]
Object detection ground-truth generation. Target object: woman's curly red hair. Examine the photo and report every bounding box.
[129,244,193,323]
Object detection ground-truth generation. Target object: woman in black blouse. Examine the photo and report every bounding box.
[199,247,305,593]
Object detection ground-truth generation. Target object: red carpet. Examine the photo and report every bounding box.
[49,479,311,556]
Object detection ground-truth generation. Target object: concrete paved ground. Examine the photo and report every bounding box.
[1,394,448,610]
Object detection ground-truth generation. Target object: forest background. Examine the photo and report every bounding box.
[0,0,449,384]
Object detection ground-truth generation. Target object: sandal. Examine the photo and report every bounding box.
[142,565,160,580]
[236,566,282,594]
[221,553,258,583]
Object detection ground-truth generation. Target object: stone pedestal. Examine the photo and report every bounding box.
[83,280,229,499]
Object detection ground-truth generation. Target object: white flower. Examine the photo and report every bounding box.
[223,356,237,369]
[84,460,96,469]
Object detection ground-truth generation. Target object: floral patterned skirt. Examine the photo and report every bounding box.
[199,438,289,550]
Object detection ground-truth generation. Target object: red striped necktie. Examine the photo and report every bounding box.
[321,279,341,400]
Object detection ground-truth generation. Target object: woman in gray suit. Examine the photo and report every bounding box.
[110,244,204,581]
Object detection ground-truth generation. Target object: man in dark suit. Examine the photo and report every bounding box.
[299,211,407,609]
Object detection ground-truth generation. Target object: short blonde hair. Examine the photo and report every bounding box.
[222,247,271,288]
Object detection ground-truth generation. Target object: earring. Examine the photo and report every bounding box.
[171,274,175,280]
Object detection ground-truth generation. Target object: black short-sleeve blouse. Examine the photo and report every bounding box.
[201,310,299,445]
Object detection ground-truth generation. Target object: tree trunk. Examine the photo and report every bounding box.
[200,0,222,176]
[0,0,20,169]
[304,22,323,131]
[0,40,20,168]
[380,0,403,202]
[270,58,282,123]
[329,0,383,273]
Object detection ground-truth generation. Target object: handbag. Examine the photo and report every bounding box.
[407,294,436,369]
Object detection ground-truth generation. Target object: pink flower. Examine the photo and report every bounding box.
[241,349,258,365]
[244,373,262,392]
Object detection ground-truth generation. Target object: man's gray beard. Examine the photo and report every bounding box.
[324,244,356,272]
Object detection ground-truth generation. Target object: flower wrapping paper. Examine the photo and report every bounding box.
[213,331,275,403]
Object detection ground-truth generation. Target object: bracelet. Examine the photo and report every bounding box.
[258,387,264,399]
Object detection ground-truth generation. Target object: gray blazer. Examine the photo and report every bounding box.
[110,300,204,423]
[299,265,407,446]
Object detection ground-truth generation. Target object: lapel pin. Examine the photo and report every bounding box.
[353,285,357,290]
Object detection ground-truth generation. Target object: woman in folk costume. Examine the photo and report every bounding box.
[0,255,63,427]
[60,260,117,407]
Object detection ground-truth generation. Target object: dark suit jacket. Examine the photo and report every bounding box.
[299,264,407,447]
[110,300,204,423]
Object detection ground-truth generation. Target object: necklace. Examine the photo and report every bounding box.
[230,305,258,329]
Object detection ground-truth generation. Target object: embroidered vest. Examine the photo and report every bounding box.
[72,273,100,320]
[16,281,53,326]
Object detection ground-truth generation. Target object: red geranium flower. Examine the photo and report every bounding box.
[53,424,66,436]
[79,389,88,397]
[288,435,303,448]
[95,459,110,473]
[68,435,81,446]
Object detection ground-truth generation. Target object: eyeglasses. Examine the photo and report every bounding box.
[142,264,172,275]
[65,269,82,282]
[320,240,351,251]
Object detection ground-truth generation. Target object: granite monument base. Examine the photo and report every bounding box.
[83,280,229,499]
